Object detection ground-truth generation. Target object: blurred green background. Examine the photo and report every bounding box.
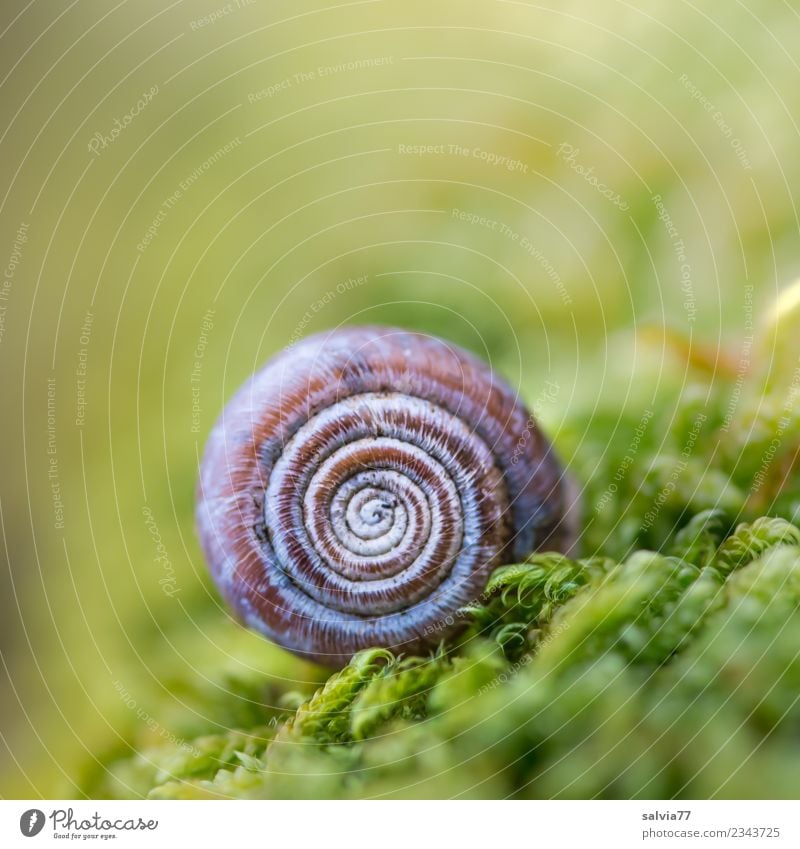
[1,0,799,797]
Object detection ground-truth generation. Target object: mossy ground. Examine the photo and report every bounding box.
[73,323,800,799]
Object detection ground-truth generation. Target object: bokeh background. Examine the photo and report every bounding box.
[1,0,799,797]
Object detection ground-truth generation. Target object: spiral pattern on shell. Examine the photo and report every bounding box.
[196,326,575,665]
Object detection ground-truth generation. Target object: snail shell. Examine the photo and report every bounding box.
[196,326,576,666]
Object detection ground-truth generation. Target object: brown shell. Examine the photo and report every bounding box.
[196,326,576,666]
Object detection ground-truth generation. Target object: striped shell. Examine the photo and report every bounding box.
[196,326,575,666]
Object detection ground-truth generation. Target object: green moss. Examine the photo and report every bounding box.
[75,513,800,799]
[73,325,800,799]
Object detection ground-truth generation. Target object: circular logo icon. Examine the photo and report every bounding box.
[19,809,45,837]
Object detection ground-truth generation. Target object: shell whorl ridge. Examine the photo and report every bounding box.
[196,326,575,665]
